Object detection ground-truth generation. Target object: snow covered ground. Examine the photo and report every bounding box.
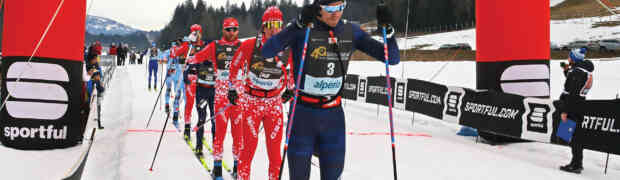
[66,58,620,180]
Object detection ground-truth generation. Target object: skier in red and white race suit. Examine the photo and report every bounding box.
[228,6,294,180]
[186,17,243,179]
[181,24,206,142]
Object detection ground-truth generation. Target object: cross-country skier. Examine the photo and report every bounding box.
[165,39,186,126]
[186,30,218,157]
[148,46,159,91]
[164,41,177,114]
[186,17,243,180]
[261,0,399,179]
[181,24,207,143]
[228,6,294,180]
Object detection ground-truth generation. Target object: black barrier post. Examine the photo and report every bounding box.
[377,105,380,120]
[97,93,104,129]
[411,112,415,128]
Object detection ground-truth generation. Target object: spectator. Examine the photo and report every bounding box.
[109,43,118,55]
[94,41,103,56]
[559,48,594,174]
[138,49,146,64]
[117,44,127,66]
[86,54,105,104]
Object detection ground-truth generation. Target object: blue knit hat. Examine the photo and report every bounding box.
[569,48,586,63]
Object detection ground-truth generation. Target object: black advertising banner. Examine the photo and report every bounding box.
[1,57,84,150]
[0,0,87,150]
[405,79,447,119]
[342,74,359,100]
[365,76,395,106]
[573,100,620,155]
[458,90,526,139]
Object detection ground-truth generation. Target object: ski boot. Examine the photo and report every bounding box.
[195,145,203,157]
[165,104,170,115]
[184,124,191,142]
[213,160,223,180]
[172,113,179,128]
[560,164,583,174]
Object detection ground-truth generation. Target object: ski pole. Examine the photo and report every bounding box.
[278,25,312,180]
[148,111,172,172]
[146,75,170,128]
[379,1,399,178]
[192,103,233,132]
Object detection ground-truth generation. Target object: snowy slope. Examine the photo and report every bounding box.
[86,15,142,36]
[551,0,566,7]
[72,58,620,179]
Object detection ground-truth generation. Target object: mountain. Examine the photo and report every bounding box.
[86,15,143,36]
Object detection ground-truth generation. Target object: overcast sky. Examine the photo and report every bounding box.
[86,0,305,31]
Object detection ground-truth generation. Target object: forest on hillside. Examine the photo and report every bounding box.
[156,0,476,49]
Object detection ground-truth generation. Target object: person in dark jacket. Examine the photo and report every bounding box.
[261,0,399,179]
[559,48,593,174]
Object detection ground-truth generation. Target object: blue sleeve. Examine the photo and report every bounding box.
[262,25,301,59]
[87,80,94,97]
[352,24,400,65]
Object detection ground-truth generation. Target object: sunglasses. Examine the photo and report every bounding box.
[224,27,238,32]
[321,2,346,13]
[263,21,283,29]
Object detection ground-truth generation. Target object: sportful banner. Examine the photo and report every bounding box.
[573,100,620,154]
[365,76,395,106]
[341,74,620,155]
[405,79,446,120]
[1,0,87,150]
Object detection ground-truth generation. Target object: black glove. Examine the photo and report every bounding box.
[560,62,567,68]
[281,89,294,102]
[228,90,238,105]
[376,4,393,27]
[296,4,321,28]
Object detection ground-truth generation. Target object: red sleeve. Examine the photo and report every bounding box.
[95,45,102,55]
[229,39,255,93]
[193,42,216,64]
[174,42,190,59]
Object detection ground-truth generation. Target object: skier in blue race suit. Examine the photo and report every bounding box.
[147,46,159,91]
[165,40,186,125]
[261,0,399,179]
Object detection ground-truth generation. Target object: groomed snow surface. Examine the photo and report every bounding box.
[67,59,620,180]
